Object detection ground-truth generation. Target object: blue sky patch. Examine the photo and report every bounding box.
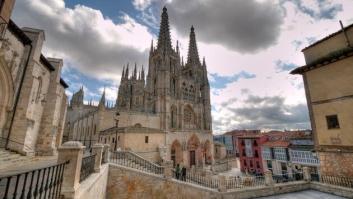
[209,71,256,89]
[275,60,297,72]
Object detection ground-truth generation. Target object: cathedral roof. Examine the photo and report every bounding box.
[100,126,165,135]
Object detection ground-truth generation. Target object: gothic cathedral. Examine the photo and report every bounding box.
[65,7,214,168]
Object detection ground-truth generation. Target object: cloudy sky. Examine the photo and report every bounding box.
[12,0,353,133]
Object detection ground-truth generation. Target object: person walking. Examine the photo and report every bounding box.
[175,164,181,180]
[181,165,187,181]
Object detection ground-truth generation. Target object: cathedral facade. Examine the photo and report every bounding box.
[65,7,214,167]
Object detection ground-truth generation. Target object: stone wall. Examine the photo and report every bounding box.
[106,164,315,199]
[77,164,109,199]
[319,151,353,177]
[107,164,219,199]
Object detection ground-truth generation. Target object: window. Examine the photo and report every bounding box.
[145,136,149,143]
[183,106,195,129]
[256,161,260,169]
[254,150,259,158]
[274,148,287,161]
[170,106,177,128]
[326,115,340,129]
[262,147,272,160]
[243,160,247,166]
[118,136,120,141]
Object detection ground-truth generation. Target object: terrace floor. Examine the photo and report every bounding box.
[257,190,347,199]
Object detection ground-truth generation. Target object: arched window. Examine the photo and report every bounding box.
[171,78,176,96]
[189,85,195,101]
[170,106,177,128]
[183,106,195,129]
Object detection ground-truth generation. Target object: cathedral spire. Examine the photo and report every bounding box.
[176,40,180,55]
[141,65,145,80]
[157,6,172,52]
[150,39,154,53]
[187,25,200,66]
[125,63,129,79]
[133,63,137,80]
[121,66,125,80]
[99,87,106,109]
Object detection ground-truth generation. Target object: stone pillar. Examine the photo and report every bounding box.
[303,167,311,181]
[103,144,110,163]
[162,160,173,179]
[58,141,85,199]
[264,170,274,186]
[92,143,104,172]
[218,175,226,192]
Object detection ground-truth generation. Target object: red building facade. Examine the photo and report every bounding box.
[225,130,260,156]
[238,134,267,175]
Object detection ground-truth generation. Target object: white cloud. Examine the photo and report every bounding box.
[12,0,153,82]
[13,0,353,133]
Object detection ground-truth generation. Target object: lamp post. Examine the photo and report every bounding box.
[115,112,120,151]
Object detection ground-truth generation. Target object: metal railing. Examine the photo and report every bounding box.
[273,172,303,183]
[110,151,163,175]
[320,175,353,188]
[0,161,68,199]
[172,170,220,189]
[226,176,265,189]
[80,154,95,182]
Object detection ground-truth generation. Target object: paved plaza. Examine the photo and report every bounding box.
[257,190,347,199]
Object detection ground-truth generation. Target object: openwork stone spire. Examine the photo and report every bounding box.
[99,88,106,108]
[157,7,172,52]
[187,26,200,66]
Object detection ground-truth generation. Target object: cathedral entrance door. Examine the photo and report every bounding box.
[190,150,196,166]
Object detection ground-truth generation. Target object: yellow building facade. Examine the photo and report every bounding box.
[291,22,353,177]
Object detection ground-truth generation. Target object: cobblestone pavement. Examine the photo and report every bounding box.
[257,190,347,199]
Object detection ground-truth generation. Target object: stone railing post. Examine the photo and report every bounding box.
[103,144,110,163]
[264,171,274,186]
[58,141,85,199]
[218,175,227,192]
[162,160,173,179]
[303,167,311,181]
[92,143,104,172]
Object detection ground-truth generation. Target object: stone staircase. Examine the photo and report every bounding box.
[109,151,164,175]
[0,149,57,175]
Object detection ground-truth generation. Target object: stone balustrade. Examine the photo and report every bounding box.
[58,141,109,199]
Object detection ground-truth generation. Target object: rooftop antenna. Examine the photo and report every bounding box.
[340,20,351,47]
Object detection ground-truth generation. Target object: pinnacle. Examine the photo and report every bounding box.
[157,6,172,52]
[187,26,200,66]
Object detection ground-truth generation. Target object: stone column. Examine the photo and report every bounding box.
[264,170,274,186]
[303,167,311,181]
[162,160,173,179]
[92,143,104,172]
[103,144,110,163]
[218,175,227,192]
[58,141,85,199]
